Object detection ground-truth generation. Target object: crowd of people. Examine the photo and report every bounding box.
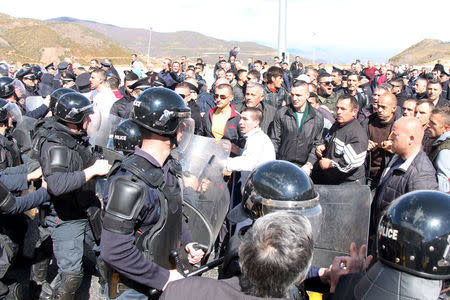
[0,49,448,300]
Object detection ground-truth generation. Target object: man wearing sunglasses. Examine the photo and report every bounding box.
[199,83,243,149]
[317,72,340,115]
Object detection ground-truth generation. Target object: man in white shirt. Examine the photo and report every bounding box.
[224,107,275,182]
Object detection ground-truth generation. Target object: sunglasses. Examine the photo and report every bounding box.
[214,94,228,100]
[320,81,333,85]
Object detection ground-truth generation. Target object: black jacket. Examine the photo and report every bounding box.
[263,83,290,108]
[319,118,368,184]
[234,101,277,134]
[269,102,324,166]
[373,149,438,220]
[109,91,134,119]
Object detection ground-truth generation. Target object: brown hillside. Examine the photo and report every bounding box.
[389,39,450,66]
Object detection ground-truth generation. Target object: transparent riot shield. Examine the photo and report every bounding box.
[312,182,371,268]
[12,79,26,100]
[25,96,44,113]
[88,114,123,202]
[10,116,37,154]
[5,102,23,125]
[175,135,231,255]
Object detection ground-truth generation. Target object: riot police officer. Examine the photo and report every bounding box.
[0,76,49,119]
[39,92,110,299]
[100,87,204,299]
[0,98,22,171]
[331,190,450,300]
[222,160,324,299]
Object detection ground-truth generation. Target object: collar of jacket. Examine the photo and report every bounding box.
[209,104,239,120]
[286,102,315,119]
[338,117,356,127]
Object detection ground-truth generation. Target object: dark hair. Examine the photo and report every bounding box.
[337,94,358,110]
[332,68,343,76]
[432,106,450,127]
[242,107,263,125]
[216,83,233,95]
[266,66,283,84]
[254,60,263,65]
[239,211,313,298]
[428,78,442,87]
[417,99,434,111]
[248,69,261,80]
[106,76,120,89]
[317,72,331,82]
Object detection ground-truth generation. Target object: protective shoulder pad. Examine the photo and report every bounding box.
[120,155,164,188]
[45,145,71,174]
[0,181,15,214]
[103,175,147,235]
[46,131,77,149]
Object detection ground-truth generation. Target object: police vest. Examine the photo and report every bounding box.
[0,134,21,171]
[108,154,183,270]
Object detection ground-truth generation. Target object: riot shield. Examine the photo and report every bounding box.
[5,102,23,125]
[312,182,371,268]
[176,135,231,255]
[12,79,26,100]
[10,116,37,154]
[25,96,44,112]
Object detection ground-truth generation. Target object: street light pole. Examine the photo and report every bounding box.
[278,0,287,62]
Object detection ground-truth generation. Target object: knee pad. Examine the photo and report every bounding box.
[59,271,83,294]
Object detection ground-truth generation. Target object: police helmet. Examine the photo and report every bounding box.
[16,67,35,80]
[0,77,15,98]
[0,63,8,77]
[129,87,190,135]
[0,98,9,123]
[49,88,75,113]
[378,190,450,280]
[228,161,322,229]
[31,65,43,81]
[54,92,94,124]
[113,120,142,153]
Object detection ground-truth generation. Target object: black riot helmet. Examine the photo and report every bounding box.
[129,87,191,136]
[378,190,450,280]
[0,63,8,76]
[0,77,15,98]
[31,65,43,81]
[49,88,75,113]
[113,120,142,153]
[228,160,322,236]
[54,92,94,124]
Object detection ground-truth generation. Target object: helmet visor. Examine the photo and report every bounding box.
[173,117,195,155]
[4,102,23,124]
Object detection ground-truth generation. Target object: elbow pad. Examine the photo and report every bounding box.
[0,181,15,214]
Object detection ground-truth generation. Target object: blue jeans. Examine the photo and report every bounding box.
[104,284,148,300]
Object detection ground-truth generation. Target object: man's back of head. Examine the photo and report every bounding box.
[239,211,313,298]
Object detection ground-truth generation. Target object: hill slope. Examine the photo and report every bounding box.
[48,17,280,64]
[389,39,450,65]
[0,13,133,64]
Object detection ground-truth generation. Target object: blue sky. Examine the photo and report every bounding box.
[2,0,449,62]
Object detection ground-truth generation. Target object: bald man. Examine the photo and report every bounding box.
[362,93,398,189]
[372,117,437,225]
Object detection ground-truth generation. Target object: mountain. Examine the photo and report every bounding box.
[47,17,280,65]
[389,39,450,66]
[0,13,134,65]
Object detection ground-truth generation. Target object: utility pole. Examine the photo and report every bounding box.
[147,27,152,65]
[278,0,287,62]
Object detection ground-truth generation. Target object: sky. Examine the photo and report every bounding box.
[1,0,449,63]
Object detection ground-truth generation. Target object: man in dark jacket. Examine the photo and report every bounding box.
[270,80,324,176]
[372,116,438,226]
[110,71,139,118]
[234,82,276,134]
[314,95,368,185]
[263,66,290,108]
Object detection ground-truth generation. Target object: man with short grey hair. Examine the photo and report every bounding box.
[160,211,314,299]
[234,82,276,134]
